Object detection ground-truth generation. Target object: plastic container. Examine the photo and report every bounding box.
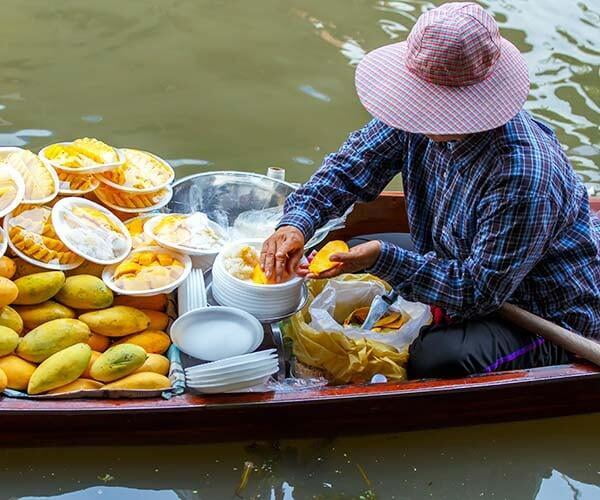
[2,149,59,205]
[52,197,132,265]
[4,205,84,270]
[95,148,175,193]
[0,167,25,218]
[143,212,228,256]
[39,140,125,174]
[95,184,172,213]
[124,214,157,249]
[102,246,191,296]
[55,170,100,195]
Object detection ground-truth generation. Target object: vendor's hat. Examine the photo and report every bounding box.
[355,2,529,134]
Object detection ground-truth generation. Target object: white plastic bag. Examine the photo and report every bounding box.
[308,277,431,350]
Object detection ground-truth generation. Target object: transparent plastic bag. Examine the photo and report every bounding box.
[308,275,431,351]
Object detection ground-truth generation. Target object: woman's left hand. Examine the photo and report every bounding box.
[297,240,382,279]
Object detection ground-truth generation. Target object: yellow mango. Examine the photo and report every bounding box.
[140,309,169,331]
[156,254,173,266]
[133,353,170,376]
[114,330,170,354]
[90,343,147,382]
[12,257,46,279]
[137,252,155,266]
[114,261,142,279]
[14,301,76,330]
[308,241,349,275]
[114,294,168,312]
[0,326,19,356]
[78,306,150,337]
[17,318,91,362]
[88,332,110,352]
[0,256,16,279]
[0,367,6,392]
[82,350,101,378]
[28,343,91,394]
[47,378,103,394]
[13,271,66,305]
[251,264,274,285]
[65,260,105,278]
[55,275,113,309]
[0,306,23,335]
[0,354,36,390]
[102,372,170,391]
[0,277,18,307]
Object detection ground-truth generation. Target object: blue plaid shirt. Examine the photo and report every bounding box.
[280,111,600,337]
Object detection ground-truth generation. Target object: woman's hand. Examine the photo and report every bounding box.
[260,226,305,282]
[298,240,382,279]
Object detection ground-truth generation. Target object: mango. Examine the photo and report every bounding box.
[28,343,91,394]
[65,260,104,278]
[308,241,349,275]
[13,271,66,305]
[0,306,23,335]
[79,306,149,337]
[0,277,18,307]
[115,330,170,354]
[0,354,36,390]
[15,301,76,330]
[90,343,147,382]
[140,309,169,331]
[0,326,19,356]
[0,256,16,279]
[114,294,168,311]
[17,318,91,362]
[102,372,170,391]
[12,257,46,279]
[82,350,101,378]
[55,275,113,309]
[0,367,6,392]
[47,378,103,394]
[133,353,170,376]
[88,333,110,352]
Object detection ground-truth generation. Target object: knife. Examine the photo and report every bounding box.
[362,290,399,331]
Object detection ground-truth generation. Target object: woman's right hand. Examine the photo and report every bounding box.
[260,226,305,283]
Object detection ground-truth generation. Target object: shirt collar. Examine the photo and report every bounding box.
[437,131,493,171]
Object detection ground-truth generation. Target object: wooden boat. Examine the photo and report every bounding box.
[1,192,599,446]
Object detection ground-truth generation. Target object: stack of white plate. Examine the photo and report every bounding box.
[185,349,278,393]
[212,240,304,321]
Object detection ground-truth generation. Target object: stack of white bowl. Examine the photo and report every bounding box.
[185,349,278,393]
[212,240,304,321]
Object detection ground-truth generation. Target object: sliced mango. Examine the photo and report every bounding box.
[308,240,349,275]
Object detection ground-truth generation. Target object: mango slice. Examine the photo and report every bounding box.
[308,240,349,275]
[251,264,272,285]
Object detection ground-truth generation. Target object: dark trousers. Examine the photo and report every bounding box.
[349,234,572,378]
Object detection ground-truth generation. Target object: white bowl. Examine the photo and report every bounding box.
[170,306,264,361]
[102,245,191,297]
[95,184,173,214]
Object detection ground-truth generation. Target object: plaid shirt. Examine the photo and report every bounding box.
[280,111,600,337]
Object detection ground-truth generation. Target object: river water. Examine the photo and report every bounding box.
[0,0,598,498]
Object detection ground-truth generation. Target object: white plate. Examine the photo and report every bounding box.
[187,372,275,393]
[185,358,278,383]
[102,245,191,297]
[143,213,228,256]
[39,142,125,174]
[185,348,276,374]
[186,364,278,387]
[185,355,277,378]
[171,306,264,361]
[52,197,132,265]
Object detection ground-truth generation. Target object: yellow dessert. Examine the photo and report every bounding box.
[98,149,174,191]
[57,170,99,193]
[7,205,81,266]
[0,170,21,214]
[44,138,118,168]
[112,250,185,291]
[150,213,223,251]
[125,216,156,248]
[95,184,170,210]
[1,150,57,203]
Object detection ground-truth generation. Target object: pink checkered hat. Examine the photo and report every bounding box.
[355,2,529,134]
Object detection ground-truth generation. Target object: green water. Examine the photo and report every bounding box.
[0,0,599,498]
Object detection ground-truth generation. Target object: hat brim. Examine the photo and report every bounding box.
[355,38,529,134]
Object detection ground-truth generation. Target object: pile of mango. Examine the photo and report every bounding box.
[0,255,172,395]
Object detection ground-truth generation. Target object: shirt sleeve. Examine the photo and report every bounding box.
[368,194,558,318]
[278,119,407,241]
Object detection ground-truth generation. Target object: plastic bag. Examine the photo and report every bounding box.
[231,205,353,248]
[281,274,431,384]
[308,275,431,350]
